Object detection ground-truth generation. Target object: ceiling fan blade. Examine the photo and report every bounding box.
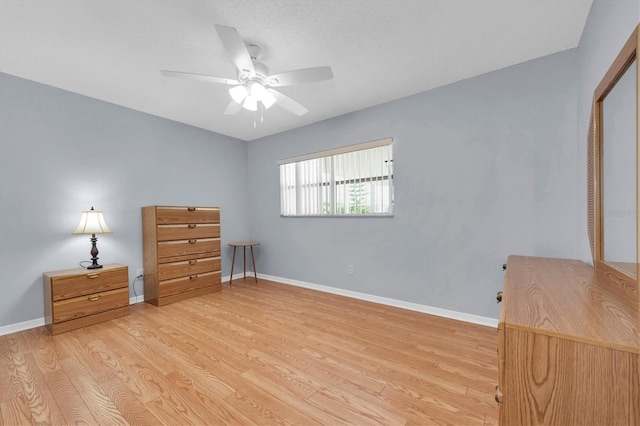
[161,70,239,85]
[266,66,333,87]
[224,100,243,115]
[267,89,309,116]
[214,24,255,76]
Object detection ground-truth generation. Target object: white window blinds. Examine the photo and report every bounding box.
[279,138,393,216]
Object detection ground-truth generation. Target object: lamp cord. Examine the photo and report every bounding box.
[132,274,143,299]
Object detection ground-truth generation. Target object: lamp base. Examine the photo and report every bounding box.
[88,234,103,269]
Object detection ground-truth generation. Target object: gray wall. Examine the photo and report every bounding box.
[0,73,250,328]
[247,49,579,320]
[576,0,639,264]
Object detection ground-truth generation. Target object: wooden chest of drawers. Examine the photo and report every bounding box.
[497,256,639,425]
[43,264,130,335]
[142,206,222,306]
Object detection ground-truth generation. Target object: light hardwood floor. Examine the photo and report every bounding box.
[1,278,499,425]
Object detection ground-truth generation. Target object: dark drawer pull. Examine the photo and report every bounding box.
[188,239,197,244]
[188,224,196,228]
[189,260,197,265]
[190,275,197,281]
[187,207,196,211]
[496,291,503,303]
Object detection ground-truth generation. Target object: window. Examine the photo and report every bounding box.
[279,138,393,216]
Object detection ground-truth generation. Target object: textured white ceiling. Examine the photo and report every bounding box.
[0,0,592,141]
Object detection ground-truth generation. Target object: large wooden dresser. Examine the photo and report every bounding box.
[142,206,222,306]
[497,255,639,425]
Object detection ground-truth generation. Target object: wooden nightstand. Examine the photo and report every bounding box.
[43,263,130,335]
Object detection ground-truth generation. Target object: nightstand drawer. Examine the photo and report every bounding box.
[157,224,220,241]
[159,271,221,297]
[50,266,128,301]
[52,287,129,323]
[158,257,221,281]
[155,207,220,225]
[157,238,221,262]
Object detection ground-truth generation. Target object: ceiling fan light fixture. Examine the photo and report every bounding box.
[262,91,277,109]
[249,82,266,100]
[229,85,248,103]
[243,96,258,111]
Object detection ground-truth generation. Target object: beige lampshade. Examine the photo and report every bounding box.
[72,208,112,235]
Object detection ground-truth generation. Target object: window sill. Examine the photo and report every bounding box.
[280,214,393,218]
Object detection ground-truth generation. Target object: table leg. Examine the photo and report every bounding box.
[250,245,258,283]
[229,246,237,286]
[243,246,246,280]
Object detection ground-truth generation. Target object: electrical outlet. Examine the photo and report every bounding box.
[137,269,144,279]
[347,264,354,275]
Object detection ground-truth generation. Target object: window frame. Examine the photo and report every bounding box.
[279,138,394,218]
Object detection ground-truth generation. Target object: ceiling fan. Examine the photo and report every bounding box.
[161,24,333,117]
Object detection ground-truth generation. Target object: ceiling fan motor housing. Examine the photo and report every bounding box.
[235,44,271,85]
[239,60,270,85]
[246,43,261,60]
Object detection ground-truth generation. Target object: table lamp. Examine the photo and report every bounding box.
[72,207,112,269]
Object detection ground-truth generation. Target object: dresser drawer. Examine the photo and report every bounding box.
[52,287,129,323]
[157,224,220,241]
[155,207,220,225]
[159,271,221,297]
[158,257,221,281]
[50,266,128,301]
[157,238,221,262]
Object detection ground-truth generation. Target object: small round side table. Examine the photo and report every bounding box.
[228,242,260,285]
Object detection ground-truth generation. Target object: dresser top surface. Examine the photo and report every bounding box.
[43,263,127,278]
[501,255,639,352]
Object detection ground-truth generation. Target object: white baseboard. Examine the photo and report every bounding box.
[0,317,45,336]
[225,273,257,282]
[1,274,497,336]
[257,273,499,328]
[129,295,145,304]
